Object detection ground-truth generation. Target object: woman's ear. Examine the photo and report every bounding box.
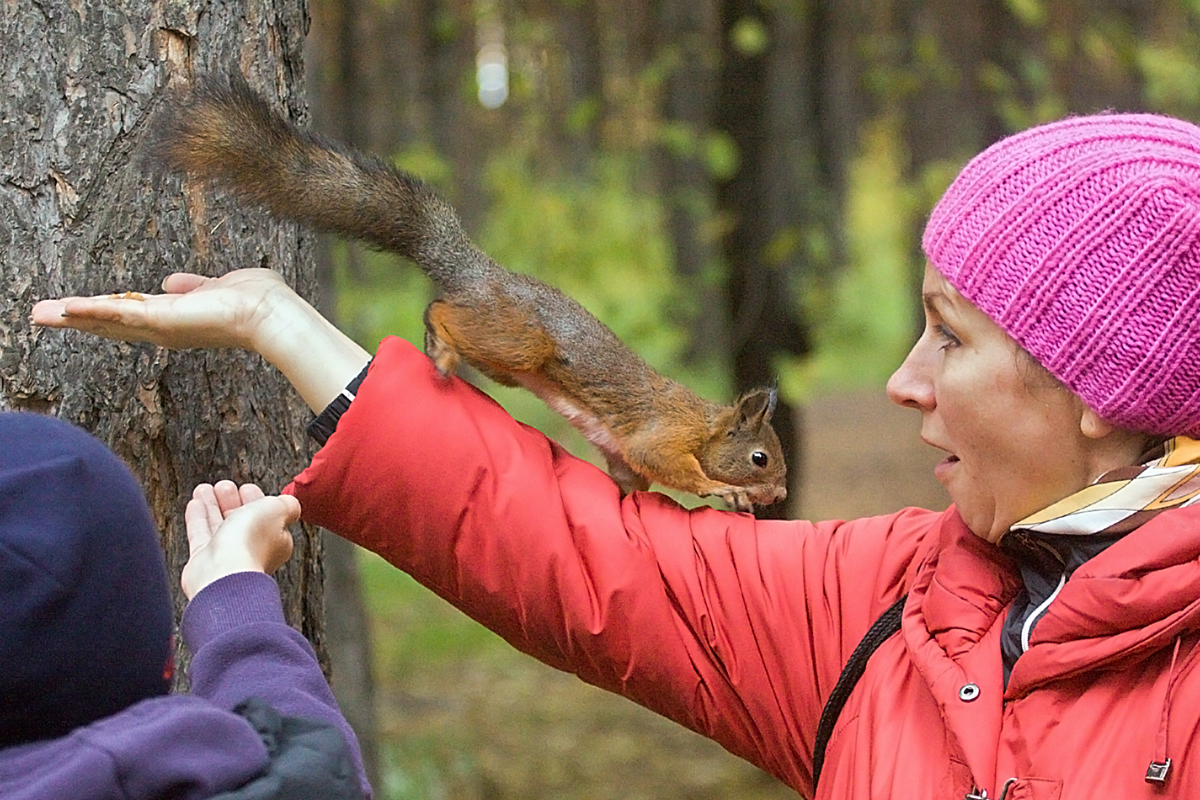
[1080,405,1159,452]
[1080,406,1116,440]
[1079,407,1162,475]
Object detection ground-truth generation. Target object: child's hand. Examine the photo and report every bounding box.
[181,480,300,600]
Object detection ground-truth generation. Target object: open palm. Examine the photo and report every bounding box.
[30,268,291,351]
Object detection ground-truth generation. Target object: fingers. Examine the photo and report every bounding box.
[271,493,302,527]
[180,481,302,600]
[31,294,168,346]
[233,495,299,572]
[238,482,266,505]
[184,492,214,546]
[29,299,69,325]
[28,272,207,327]
[233,493,301,528]
[31,295,143,327]
[162,272,212,294]
[212,479,245,515]
[186,483,225,554]
[210,481,280,522]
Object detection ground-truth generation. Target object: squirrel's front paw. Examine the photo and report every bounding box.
[728,492,756,513]
[710,483,787,513]
[710,485,756,513]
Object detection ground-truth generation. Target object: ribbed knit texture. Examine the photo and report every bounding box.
[923,113,1200,437]
[0,413,172,747]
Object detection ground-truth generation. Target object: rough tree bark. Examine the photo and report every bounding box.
[0,0,325,682]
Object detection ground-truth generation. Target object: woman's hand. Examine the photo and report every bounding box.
[31,269,290,352]
[32,268,371,412]
[181,481,301,600]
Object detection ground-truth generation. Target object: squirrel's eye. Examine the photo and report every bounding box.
[752,451,768,467]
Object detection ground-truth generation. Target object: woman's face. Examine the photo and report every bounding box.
[886,264,1098,543]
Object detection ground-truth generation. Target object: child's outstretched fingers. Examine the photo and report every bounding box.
[181,482,300,600]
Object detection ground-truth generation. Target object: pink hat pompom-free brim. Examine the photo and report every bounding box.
[924,112,1200,438]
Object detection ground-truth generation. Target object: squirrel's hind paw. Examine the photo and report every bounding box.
[423,331,461,377]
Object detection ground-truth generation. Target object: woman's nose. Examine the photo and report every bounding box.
[886,340,934,411]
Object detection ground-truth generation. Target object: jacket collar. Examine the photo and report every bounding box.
[995,437,1200,685]
[916,513,1019,660]
[906,505,1200,788]
[909,504,1200,696]
[1007,504,1200,694]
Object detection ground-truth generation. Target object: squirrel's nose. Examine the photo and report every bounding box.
[753,485,787,504]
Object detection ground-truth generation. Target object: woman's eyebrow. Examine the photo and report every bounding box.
[922,292,945,315]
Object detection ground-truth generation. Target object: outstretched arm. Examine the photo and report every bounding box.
[30,269,369,413]
[180,481,372,796]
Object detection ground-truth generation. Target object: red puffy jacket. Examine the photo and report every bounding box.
[288,337,1200,799]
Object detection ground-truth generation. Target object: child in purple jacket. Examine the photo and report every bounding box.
[0,412,370,799]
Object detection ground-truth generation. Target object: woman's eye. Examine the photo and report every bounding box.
[934,324,960,350]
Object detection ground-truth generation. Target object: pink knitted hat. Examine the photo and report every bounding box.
[923,113,1200,438]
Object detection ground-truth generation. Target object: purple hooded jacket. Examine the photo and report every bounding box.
[0,413,370,799]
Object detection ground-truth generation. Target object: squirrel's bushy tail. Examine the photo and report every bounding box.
[142,74,483,291]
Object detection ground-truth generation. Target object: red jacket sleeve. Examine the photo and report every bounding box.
[285,336,939,791]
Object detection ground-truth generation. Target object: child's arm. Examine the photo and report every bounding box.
[180,481,371,797]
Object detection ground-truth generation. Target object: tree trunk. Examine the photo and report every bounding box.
[714,0,809,518]
[656,0,729,362]
[0,0,324,685]
[305,3,384,786]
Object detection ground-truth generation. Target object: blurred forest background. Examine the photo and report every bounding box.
[298,1,1200,798]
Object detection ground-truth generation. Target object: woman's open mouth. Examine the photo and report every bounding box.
[934,454,960,483]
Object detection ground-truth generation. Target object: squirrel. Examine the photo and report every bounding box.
[141,74,787,511]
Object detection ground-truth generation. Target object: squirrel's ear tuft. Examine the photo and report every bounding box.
[736,387,778,427]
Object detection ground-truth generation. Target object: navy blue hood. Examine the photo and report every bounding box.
[0,412,172,747]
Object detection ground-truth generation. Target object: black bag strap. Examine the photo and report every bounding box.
[811,593,907,792]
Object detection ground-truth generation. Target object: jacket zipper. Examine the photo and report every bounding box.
[966,778,1017,800]
[1021,571,1066,651]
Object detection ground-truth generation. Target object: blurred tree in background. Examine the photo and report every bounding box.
[301,1,1200,798]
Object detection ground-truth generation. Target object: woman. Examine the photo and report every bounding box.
[32,112,1200,799]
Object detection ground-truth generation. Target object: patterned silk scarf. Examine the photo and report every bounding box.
[998,437,1200,680]
[1012,436,1200,539]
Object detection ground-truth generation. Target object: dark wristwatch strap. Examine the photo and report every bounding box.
[306,361,372,445]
